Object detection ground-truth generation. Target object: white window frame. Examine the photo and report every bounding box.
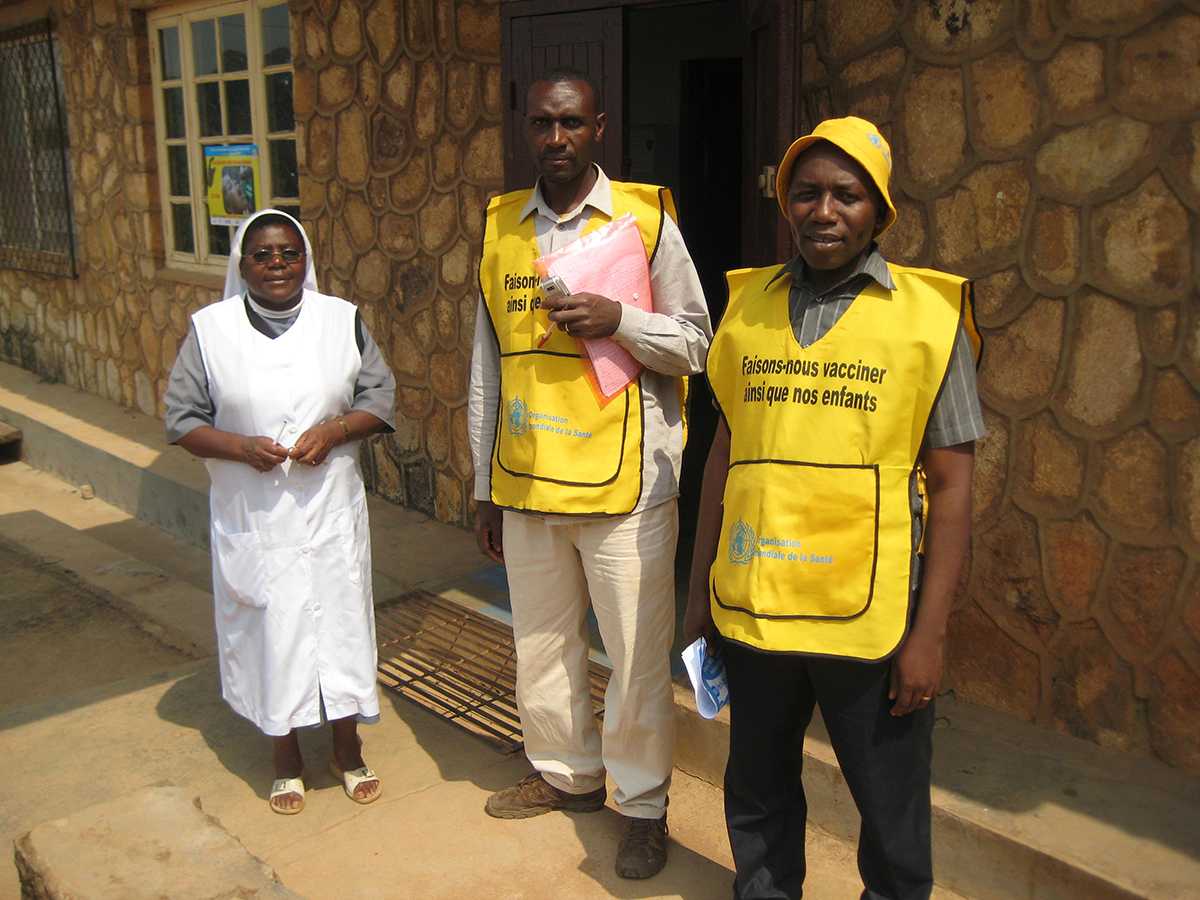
[148,0,297,273]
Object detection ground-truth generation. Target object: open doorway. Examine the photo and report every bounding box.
[625,1,743,650]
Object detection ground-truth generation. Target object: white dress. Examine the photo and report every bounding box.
[192,289,379,735]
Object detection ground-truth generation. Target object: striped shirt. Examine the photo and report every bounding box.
[769,246,985,589]
[774,246,985,450]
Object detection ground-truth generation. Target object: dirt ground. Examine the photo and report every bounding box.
[0,538,198,716]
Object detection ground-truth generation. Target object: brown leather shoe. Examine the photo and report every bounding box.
[484,772,607,819]
[615,813,669,879]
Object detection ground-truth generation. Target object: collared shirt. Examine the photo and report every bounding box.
[164,294,396,443]
[772,245,985,450]
[468,165,713,518]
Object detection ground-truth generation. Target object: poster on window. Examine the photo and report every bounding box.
[204,144,261,225]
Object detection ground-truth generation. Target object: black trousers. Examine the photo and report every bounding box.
[722,641,934,900]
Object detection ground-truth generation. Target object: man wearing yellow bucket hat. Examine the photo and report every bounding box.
[685,116,984,898]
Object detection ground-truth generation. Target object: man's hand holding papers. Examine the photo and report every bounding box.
[541,290,622,340]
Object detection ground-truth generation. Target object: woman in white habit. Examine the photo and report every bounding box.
[165,209,395,814]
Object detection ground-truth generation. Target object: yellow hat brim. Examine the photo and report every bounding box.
[775,132,898,235]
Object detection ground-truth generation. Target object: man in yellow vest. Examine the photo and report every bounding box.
[684,117,984,899]
[467,68,712,879]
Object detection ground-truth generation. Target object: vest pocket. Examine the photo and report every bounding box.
[212,526,270,609]
[495,354,635,488]
[713,461,879,620]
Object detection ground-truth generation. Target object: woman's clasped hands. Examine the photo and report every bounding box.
[238,419,345,472]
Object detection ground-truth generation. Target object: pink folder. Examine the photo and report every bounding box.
[534,214,653,399]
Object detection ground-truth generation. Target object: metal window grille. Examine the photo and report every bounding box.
[0,21,76,278]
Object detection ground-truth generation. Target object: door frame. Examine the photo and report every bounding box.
[501,0,800,264]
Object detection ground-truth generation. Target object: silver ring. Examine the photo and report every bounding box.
[564,323,571,334]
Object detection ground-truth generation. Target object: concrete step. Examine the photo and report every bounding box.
[15,786,301,899]
[0,361,488,605]
[4,359,1199,899]
[0,420,21,461]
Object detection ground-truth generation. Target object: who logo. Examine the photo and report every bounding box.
[507,397,529,436]
[728,518,757,566]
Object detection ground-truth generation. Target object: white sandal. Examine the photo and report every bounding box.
[330,760,381,805]
[269,776,306,815]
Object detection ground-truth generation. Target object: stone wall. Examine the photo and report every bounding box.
[292,0,502,524]
[803,0,1199,770]
[0,0,216,418]
[0,0,503,530]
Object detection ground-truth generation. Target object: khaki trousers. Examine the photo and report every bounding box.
[502,501,678,819]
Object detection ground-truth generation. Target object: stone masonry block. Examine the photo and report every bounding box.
[841,46,906,89]
[978,296,1064,407]
[821,0,900,61]
[446,60,480,132]
[1034,115,1153,204]
[335,104,369,185]
[1016,0,1058,55]
[906,0,1012,61]
[1090,174,1192,304]
[1042,515,1108,621]
[359,57,381,112]
[1114,13,1200,121]
[1015,411,1085,504]
[932,161,1030,268]
[899,66,967,191]
[1178,435,1200,548]
[366,0,401,66]
[973,407,1009,524]
[1149,368,1200,440]
[1106,544,1185,654]
[972,267,1032,327]
[14,785,299,899]
[970,51,1040,154]
[1059,0,1172,34]
[418,190,459,252]
[1148,652,1200,772]
[1028,201,1080,289]
[1049,622,1139,751]
[414,60,443,144]
[330,0,364,60]
[1060,292,1143,431]
[1162,121,1200,212]
[1095,427,1170,534]
[1043,40,1106,123]
[384,58,415,113]
[456,2,499,57]
[945,603,1041,721]
[317,63,355,112]
[390,149,432,211]
[974,508,1061,647]
[876,198,926,264]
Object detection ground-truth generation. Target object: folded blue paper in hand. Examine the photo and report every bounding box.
[681,636,729,719]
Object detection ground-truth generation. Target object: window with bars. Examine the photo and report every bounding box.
[149,0,297,271]
[0,21,75,278]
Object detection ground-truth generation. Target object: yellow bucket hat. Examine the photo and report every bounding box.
[775,116,898,235]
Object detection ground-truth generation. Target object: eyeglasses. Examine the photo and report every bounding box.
[248,247,305,266]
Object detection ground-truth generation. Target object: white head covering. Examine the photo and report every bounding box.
[223,208,318,301]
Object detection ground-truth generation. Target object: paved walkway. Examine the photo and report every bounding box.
[0,460,888,900]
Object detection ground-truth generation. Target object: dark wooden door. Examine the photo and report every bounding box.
[503,8,624,191]
[741,0,800,266]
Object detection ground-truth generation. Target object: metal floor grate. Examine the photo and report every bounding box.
[376,590,609,754]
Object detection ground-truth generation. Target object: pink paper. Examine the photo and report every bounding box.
[536,214,652,398]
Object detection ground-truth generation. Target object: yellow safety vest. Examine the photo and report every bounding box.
[707,262,980,660]
[479,181,681,515]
